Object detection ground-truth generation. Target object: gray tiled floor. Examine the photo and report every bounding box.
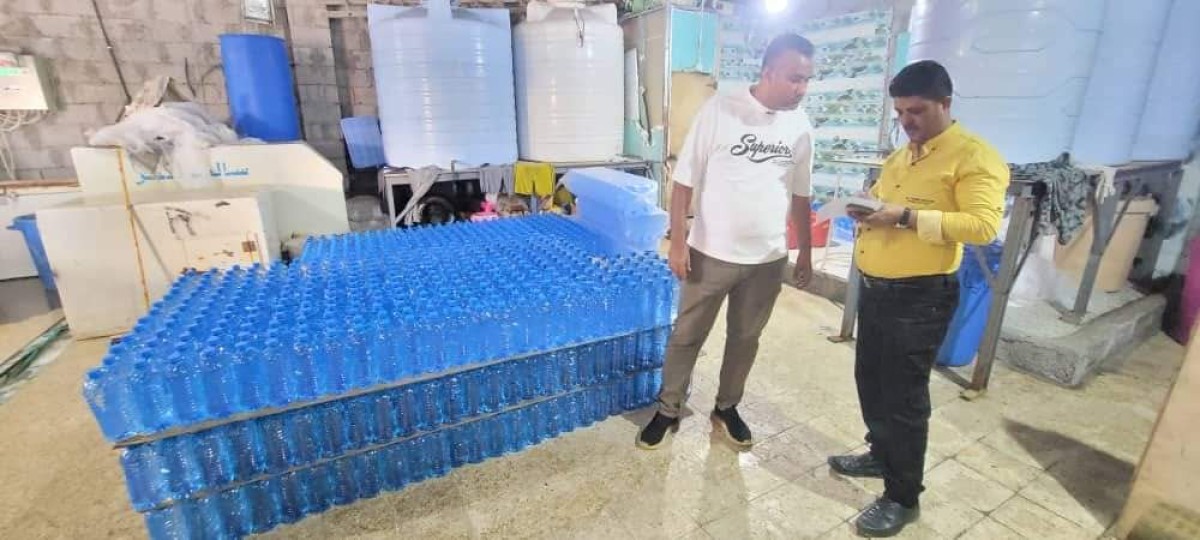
[257,289,1182,539]
[0,286,1182,539]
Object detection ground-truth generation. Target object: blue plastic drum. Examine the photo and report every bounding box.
[220,34,301,142]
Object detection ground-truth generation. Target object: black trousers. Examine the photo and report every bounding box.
[856,273,958,508]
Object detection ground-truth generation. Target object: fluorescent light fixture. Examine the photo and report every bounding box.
[764,0,788,14]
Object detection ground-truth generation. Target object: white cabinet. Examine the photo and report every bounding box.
[36,188,278,339]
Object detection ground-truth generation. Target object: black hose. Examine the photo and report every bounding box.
[0,320,67,387]
[90,0,132,118]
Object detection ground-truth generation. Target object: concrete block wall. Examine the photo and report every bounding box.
[0,0,348,180]
[331,16,375,118]
[284,0,347,173]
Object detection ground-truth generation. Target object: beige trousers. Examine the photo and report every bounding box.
[656,248,786,418]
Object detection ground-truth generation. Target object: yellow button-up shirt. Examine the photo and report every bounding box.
[856,122,1010,279]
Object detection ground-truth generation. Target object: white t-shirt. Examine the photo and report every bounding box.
[673,87,815,264]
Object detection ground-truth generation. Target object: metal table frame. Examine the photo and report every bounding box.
[378,160,654,227]
[827,178,1047,399]
[821,155,886,345]
[1061,161,1182,323]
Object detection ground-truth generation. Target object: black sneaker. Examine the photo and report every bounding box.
[828,452,885,478]
[636,412,679,450]
[855,497,920,537]
[711,406,753,447]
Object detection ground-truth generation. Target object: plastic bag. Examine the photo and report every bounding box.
[87,102,246,189]
[1008,234,1059,308]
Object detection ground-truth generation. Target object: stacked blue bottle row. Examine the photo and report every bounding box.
[142,372,658,539]
[80,215,677,539]
[298,212,617,261]
[84,215,677,442]
[120,330,665,511]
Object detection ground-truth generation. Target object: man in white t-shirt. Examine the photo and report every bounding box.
[638,34,816,450]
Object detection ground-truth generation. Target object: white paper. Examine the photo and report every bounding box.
[815,196,882,223]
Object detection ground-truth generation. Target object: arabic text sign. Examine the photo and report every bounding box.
[136,162,252,185]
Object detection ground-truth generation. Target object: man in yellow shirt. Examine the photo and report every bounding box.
[827,60,1010,537]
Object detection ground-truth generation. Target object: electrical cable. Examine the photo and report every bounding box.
[0,320,66,387]
[90,0,132,106]
[0,131,15,181]
[0,109,48,180]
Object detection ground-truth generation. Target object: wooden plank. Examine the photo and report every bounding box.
[1117,324,1200,537]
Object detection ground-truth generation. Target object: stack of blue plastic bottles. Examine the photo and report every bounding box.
[82,214,676,539]
[563,168,668,253]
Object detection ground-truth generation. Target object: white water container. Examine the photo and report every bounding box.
[368,1,518,168]
[514,2,624,162]
[907,0,1103,164]
[1071,0,1172,165]
[1132,0,1200,162]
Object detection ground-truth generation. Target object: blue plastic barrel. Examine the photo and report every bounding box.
[8,214,56,291]
[220,34,301,142]
[937,243,1003,367]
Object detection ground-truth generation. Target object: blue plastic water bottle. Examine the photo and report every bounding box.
[286,410,320,466]
[193,429,235,488]
[223,422,262,479]
[353,452,381,500]
[165,352,206,424]
[277,472,305,524]
[447,375,468,423]
[332,458,357,506]
[119,445,159,511]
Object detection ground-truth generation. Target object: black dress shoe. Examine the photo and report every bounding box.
[828,452,884,478]
[855,497,920,537]
[711,406,753,447]
[636,412,679,450]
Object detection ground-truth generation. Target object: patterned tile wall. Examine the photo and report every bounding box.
[718,9,892,203]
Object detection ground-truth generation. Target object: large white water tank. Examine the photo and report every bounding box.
[1132,0,1200,161]
[907,0,1103,164]
[513,2,624,162]
[1071,0,1171,165]
[368,1,517,168]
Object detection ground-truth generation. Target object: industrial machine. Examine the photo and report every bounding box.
[31,143,350,338]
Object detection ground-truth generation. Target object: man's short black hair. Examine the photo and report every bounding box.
[889,60,953,100]
[762,33,815,71]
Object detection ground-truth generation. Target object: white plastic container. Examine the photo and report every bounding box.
[1132,0,1200,162]
[1071,0,1172,165]
[907,0,1103,164]
[514,1,624,162]
[563,167,658,207]
[368,1,517,168]
[564,168,665,253]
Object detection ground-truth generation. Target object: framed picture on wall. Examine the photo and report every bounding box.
[243,0,275,24]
